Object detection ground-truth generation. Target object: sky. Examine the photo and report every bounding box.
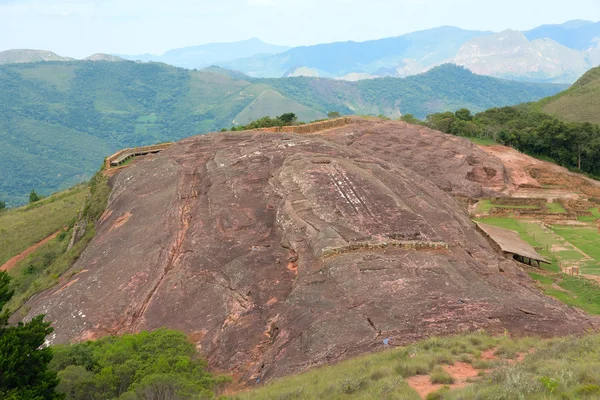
[1,0,599,58]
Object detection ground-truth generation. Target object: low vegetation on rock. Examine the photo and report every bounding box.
[231,332,600,400]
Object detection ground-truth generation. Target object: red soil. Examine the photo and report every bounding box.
[1,229,64,272]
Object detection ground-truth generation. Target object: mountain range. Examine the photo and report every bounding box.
[1,20,598,83]
[222,21,600,83]
[0,60,566,206]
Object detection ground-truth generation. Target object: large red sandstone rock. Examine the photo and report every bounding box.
[26,120,595,383]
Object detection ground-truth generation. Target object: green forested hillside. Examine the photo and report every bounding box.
[0,61,565,206]
[536,66,600,124]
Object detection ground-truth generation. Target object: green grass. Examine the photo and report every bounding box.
[468,137,496,146]
[232,333,600,399]
[7,223,96,315]
[446,335,600,399]
[5,173,110,314]
[578,207,600,222]
[0,185,88,266]
[551,226,600,262]
[539,66,600,124]
[528,272,554,285]
[546,277,600,315]
[230,333,535,400]
[476,218,583,273]
[546,202,566,213]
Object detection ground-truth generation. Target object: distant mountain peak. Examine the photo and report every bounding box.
[84,53,125,62]
[0,49,74,64]
[559,20,595,29]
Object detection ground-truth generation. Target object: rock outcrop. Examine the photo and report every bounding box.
[25,120,595,383]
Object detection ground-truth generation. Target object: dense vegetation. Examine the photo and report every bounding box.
[0,60,564,206]
[227,113,298,131]
[0,271,63,399]
[421,106,600,177]
[51,329,227,400]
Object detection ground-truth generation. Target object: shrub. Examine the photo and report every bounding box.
[430,365,455,385]
[395,360,430,377]
[339,376,368,394]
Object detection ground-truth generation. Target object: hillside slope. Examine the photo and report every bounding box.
[536,66,600,124]
[23,120,594,384]
[222,26,490,78]
[0,61,565,206]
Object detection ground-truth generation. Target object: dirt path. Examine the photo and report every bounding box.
[0,229,63,272]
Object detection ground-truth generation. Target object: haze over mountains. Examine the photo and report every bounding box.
[2,20,598,84]
[222,20,600,83]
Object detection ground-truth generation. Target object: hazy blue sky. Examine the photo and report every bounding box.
[1,0,599,58]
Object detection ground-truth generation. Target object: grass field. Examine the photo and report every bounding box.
[546,202,566,213]
[476,217,600,312]
[0,185,88,266]
[5,173,110,314]
[550,225,600,276]
[231,333,600,400]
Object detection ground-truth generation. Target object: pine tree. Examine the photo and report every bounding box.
[29,190,41,204]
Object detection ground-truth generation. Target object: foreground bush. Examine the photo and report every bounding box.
[51,329,229,399]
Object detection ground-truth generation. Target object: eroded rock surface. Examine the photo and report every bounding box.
[26,120,595,382]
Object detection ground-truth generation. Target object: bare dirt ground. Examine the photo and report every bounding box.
[480,145,600,199]
[1,229,63,272]
[407,362,479,398]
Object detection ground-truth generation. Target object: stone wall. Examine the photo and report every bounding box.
[254,117,354,135]
[322,240,449,258]
[491,197,546,207]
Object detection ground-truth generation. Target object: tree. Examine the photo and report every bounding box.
[0,201,5,211]
[277,113,297,125]
[400,114,422,125]
[29,190,41,204]
[0,271,63,400]
[455,108,473,121]
[327,111,341,119]
[51,329,226,399]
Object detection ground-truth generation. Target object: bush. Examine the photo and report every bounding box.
[576,384,600,396]
[430,365,455,385]
[51,329,228,399]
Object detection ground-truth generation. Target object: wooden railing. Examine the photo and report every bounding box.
[105,143,173,169]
